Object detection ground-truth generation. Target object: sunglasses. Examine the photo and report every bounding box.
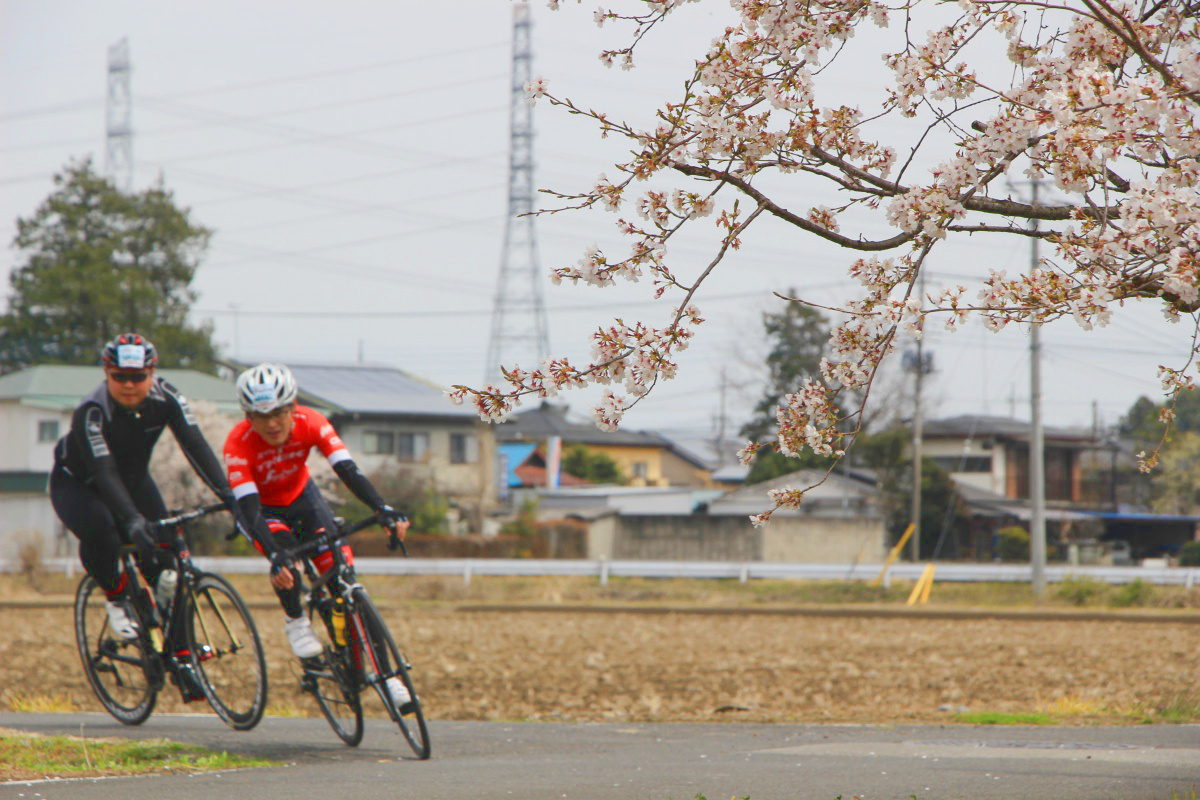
[109,371,150,384]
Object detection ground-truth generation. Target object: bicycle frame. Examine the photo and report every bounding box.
[134,503,228,658]
[290,513,430,757]
[75,502,268,729]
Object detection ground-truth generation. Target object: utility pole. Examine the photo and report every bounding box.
[486,3,550,385]
[910,341,924,562]
[714,369,729,467]
[1028,180,1047,597]
[907,271,931,562]
[105,37,133,193]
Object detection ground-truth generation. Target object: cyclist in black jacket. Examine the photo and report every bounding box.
[50,334,247,701]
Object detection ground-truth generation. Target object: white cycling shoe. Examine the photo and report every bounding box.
[285,615,323,659]
[386,676,411,707]
[105,600,139,640]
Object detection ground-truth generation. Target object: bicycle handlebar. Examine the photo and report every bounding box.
[287,511,409,560]
[152,502,228,529]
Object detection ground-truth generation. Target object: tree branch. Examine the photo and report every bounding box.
[671,163,918,251]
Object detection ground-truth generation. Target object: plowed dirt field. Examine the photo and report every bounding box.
[2,574,1197,725]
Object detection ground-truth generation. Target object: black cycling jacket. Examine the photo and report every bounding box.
[54,378,236,528]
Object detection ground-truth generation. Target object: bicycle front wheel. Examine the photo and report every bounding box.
[185,573,268,730]
[306,640,364,747]
[349,589,430,759]
[74,576,158,725]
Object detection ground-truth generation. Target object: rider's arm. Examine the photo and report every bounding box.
[233,490,287,558]
[72,402,142,526]
[160,380,238,505]
[332,459,387,512]
[309,409,389,513]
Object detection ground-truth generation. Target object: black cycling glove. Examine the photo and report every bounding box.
[269,548,295,576]
[126,516,156,553]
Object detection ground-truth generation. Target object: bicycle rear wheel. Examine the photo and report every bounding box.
[349,589,430,759]
[185,573,268,730]
[74,576,158,725]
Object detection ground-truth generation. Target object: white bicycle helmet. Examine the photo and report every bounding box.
[236,363,298,414]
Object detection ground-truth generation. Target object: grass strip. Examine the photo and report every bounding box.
[0,728,276,783]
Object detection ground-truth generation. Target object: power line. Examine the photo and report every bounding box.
[150,43,508,101]
[193,290,763,319]
[0,42,507,126]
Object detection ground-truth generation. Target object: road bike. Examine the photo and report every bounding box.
[73,503,268,730]
[293,512,430,758]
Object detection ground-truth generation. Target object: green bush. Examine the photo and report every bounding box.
[1109,578,1154,608]
[1055,576,1108,606]
[501,499,539,539]
[995,525,1030,561]
[1179,541,1200,567]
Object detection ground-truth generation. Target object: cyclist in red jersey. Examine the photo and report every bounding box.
[223,363,412,705]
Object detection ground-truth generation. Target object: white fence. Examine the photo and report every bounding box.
[5,556,1199,587]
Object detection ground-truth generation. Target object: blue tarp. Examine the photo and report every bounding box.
[498,442,538,488]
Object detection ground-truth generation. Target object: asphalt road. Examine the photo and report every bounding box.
[2,712,1198,800]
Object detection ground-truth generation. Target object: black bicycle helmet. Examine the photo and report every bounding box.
[101,332,159,370]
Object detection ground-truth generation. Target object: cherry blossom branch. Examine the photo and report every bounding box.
[467,0,1200,527]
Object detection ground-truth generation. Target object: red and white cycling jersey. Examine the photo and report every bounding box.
[223,405,351,507]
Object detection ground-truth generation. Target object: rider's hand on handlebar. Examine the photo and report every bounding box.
[376,503,410,546]
[269,548,298,590]
[126,516,156,553]
[378,505,409,537]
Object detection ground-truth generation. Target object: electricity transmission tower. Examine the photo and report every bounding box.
[105,37,133,193]
[485,3,550,385]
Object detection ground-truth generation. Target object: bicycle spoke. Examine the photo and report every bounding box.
[351,590,430,759]
[187,574,268,731]
[74,576,157,725]
[308,647,364,745]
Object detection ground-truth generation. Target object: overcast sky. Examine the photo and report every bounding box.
[1,1,1192,455]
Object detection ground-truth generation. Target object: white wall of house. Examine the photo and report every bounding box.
[335,418,497,524]
[582,512,886,563]
[761,516,887,562]
[923,437,1005,495]
[0,493,72,563]
[0,401,71,565]
[0,402,68,472]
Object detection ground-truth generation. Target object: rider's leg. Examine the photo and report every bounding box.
[293,480,355,577]
[50,471,140,639]
[50,468,124,593]
[251,518,320,658]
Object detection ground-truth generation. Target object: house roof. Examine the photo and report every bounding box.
[924,414,1098,444]
[514,463,590,488]
[496,402,711,469]
[707,467,882,518]
[223,360,476,420]
[0,365,241,414]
